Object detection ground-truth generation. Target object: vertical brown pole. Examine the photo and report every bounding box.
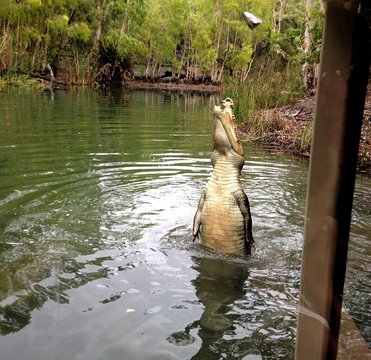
[295,1,370,359]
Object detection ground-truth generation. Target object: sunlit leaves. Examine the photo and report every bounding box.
[23,27,42,45]
[228,44,253,72]
[0,0,322,85]
[105,30,146,60]
[25,0,42,6]
[49,15,69,36]
[67,22,92,43]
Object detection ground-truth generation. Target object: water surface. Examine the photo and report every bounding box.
[0,89,369,359]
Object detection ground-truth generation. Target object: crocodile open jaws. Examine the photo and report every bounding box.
[193,98,254,256]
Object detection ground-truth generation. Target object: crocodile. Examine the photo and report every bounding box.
[193,98,254,256]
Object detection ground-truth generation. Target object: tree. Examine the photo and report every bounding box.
[302,0,323,93]
[0,0,322,88]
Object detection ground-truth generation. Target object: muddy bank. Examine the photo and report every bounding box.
[124,79,221,93]
[240,89,370,175]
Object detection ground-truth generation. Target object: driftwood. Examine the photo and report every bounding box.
[28,65,69,87]
[29,73,69,86]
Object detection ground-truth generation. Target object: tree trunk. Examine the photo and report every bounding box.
[274,0,286,32]
[120,0,129,36]
[216,25,230,83]
[302,0,314,92]
[120,12,129,36]
[211,0,222,83]
[145,49,152,79]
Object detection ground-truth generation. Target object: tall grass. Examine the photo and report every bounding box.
[223,61,304,124]
[0,73,45,89]
[222,61,315,156]
[299,120,313,154]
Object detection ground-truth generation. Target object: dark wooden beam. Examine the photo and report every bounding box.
[295,1,370,359]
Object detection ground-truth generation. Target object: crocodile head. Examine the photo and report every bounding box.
[212,98,244,157]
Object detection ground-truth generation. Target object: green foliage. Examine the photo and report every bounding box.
[103,30,146,63]
[299,120,313,153]
[0,0,323,87]
[264,27,286,57]
[228,44,253,75]
[0,73,44,89]
[223,60,304,121]
[305,8,324,65]
[67,22,92,43]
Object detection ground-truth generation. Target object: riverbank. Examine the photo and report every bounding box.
[124,79,221,93]
[124,78,370,175]
[239,87,370,175]
[1,74,369,174]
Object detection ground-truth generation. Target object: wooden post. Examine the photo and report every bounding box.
[295,1,370,359]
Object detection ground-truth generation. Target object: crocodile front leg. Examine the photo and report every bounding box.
[193,189,206,241]
[234,189,254,255]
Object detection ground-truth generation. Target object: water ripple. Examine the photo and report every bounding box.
[0,90,369,358]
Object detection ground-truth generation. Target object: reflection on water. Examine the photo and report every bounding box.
[168,257,250,358]
[168,253,299,360]
[0,89,369,359]
[343,177,371,346]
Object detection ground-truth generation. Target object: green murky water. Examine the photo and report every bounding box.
[0,89,369,359]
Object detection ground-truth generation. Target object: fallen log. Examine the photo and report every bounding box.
[29,72,69,87]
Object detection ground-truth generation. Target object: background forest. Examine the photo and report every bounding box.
[0,1,369,171]
[0,0,323,90]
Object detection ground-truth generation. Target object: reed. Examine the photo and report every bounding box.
[0,73,44,89]
[223,61,311,154]
[223,61,304,123]
[298,120,313,153]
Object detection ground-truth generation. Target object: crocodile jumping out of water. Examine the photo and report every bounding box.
[193,98,254,256]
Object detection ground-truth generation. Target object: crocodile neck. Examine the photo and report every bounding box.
[210,150,244,185]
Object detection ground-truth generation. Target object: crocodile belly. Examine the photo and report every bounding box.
[201,196,245,255]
